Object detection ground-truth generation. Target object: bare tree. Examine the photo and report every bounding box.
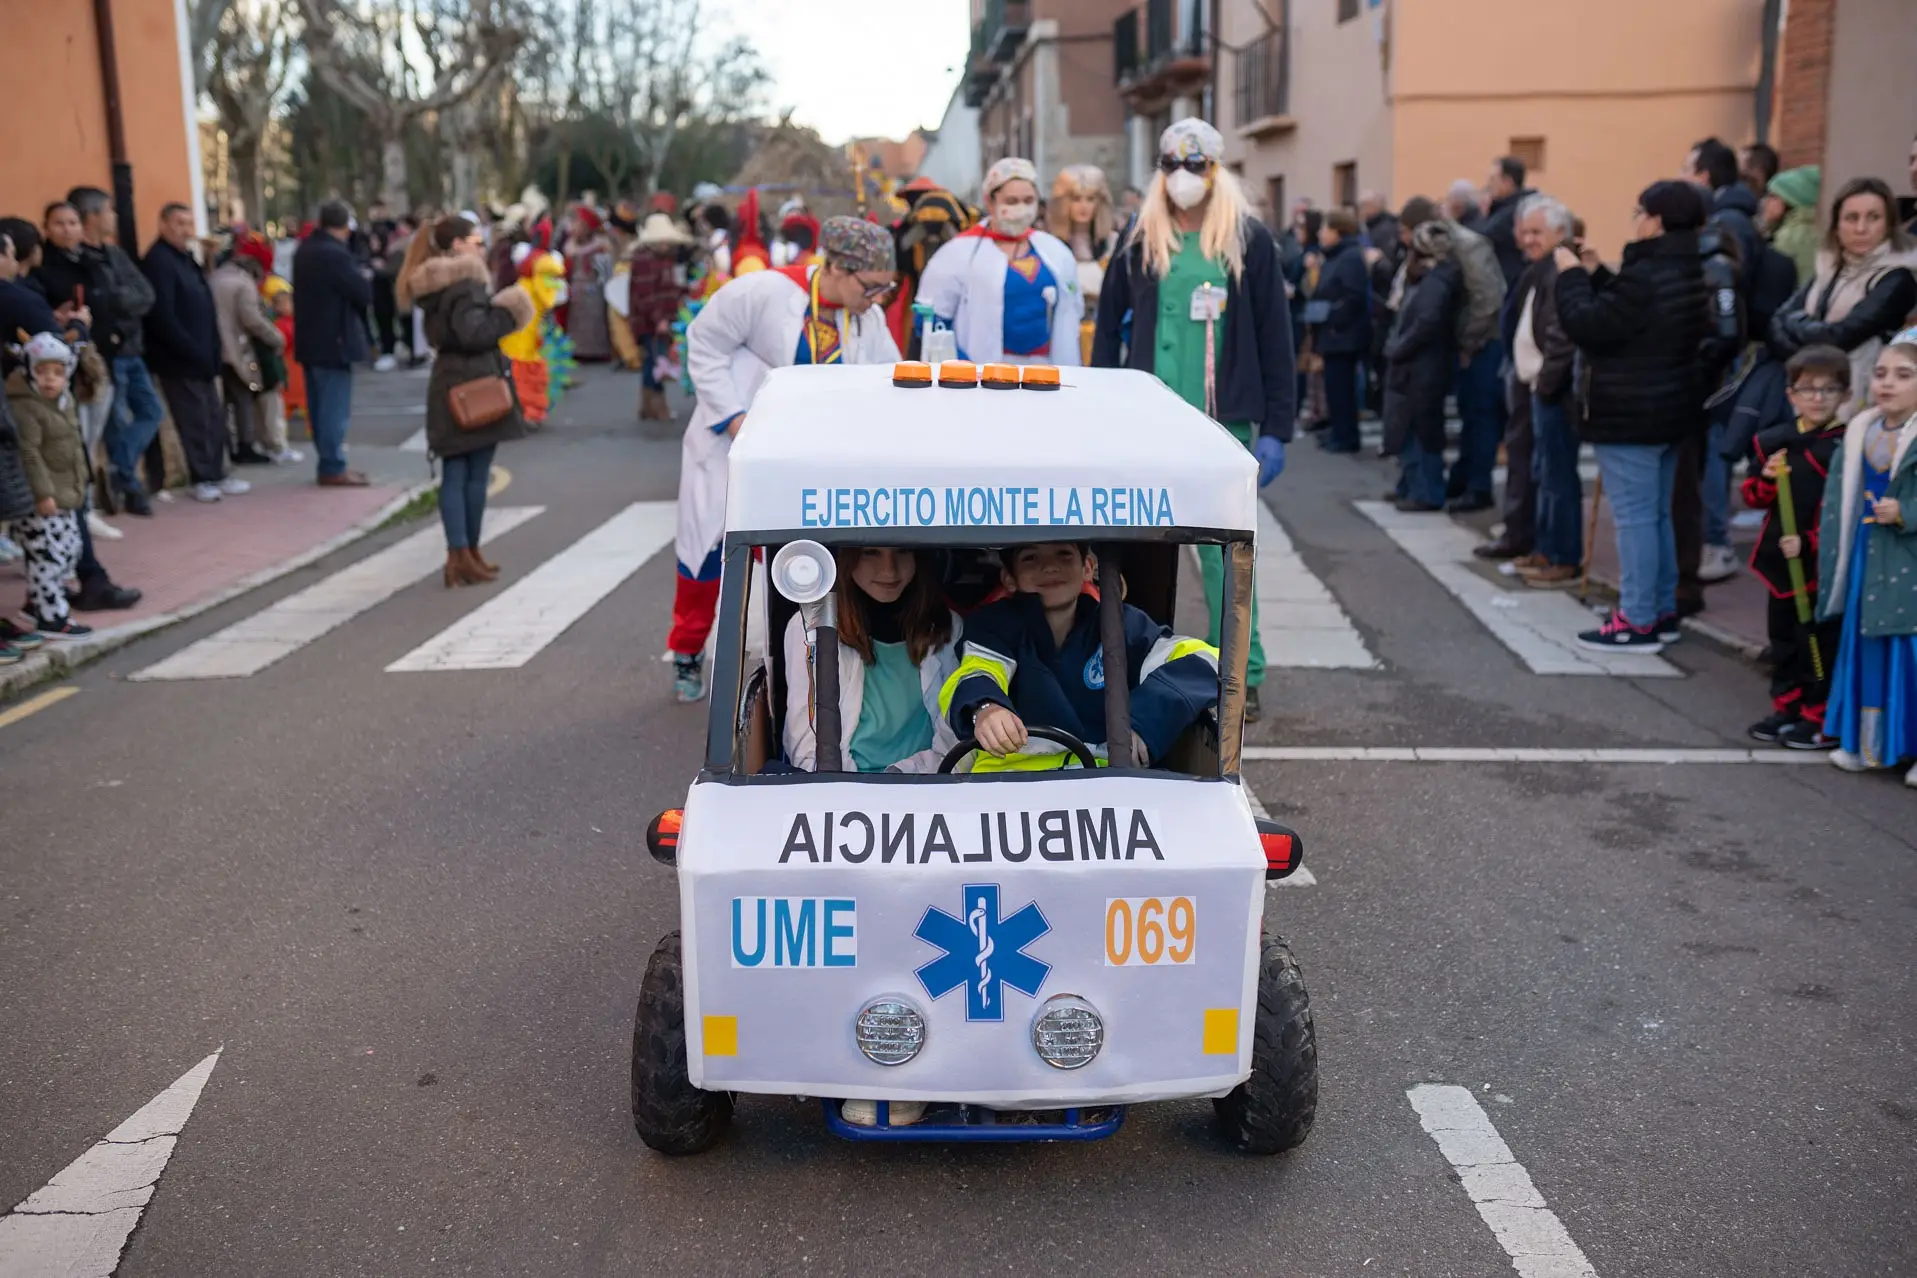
[294,0,525,210]
[572,0,769,197]
[206,0,299,223]
[187,0,239,93]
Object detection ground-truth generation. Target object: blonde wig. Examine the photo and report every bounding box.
[1048,165,1116,253]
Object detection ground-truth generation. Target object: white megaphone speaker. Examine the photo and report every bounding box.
[771,540,837,605]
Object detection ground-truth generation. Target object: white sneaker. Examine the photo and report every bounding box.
[191,482,223,503]
[1698,544,1740,583]
[840,1099,926,1127]
[374,354,398,373]
[272,447,305,464]
[86,511,124,540]
[218,476,251,496]
[1829,748,1871,773]
[1906,762,1917,789]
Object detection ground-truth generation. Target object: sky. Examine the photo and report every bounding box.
[721,0,972,143]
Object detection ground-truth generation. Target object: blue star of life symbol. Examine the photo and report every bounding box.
[913,884,1051,1022]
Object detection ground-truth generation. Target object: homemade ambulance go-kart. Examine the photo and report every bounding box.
[632,361,1315,1153]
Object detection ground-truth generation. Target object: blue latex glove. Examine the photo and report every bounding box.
[1254,435,1286,487]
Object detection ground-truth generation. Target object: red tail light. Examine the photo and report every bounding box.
[647,809,683,866]
[1255,818,1304,880]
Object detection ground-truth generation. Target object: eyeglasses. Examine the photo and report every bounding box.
[857,278,897,300]
[1157,155,1211,176]
[1791,385,1845,399]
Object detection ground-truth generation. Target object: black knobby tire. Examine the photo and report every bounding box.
[631,931,734,1155]
[1213,935,1318,1155]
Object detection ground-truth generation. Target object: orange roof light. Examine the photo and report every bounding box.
[1020,365,1061,391]
[981,362,1020,389]
[937,359,979,388]
[892,361,932,387]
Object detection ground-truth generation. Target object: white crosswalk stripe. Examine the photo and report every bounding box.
[131,507,546,681]
[1354,499,1681,677]
[1253,502,1377,669]
[387,501,678,672]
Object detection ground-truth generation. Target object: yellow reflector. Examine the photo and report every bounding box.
[937,359,978,387]
[980,362,1019,389]
[892,360,932,386]
[1202,1008,1239,1055]
[704,1015,738,1057]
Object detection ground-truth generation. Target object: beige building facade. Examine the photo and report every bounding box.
[1221,0,1768,254]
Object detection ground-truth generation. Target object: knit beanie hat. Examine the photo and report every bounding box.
[1637,180,1709,232]
[1767,166,1820,210]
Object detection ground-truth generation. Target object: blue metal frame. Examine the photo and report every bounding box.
[821,1100,1127,1143]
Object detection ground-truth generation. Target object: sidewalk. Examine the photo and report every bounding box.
[1,441,430,699]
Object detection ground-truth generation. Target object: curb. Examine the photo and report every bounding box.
[0,481,436,701]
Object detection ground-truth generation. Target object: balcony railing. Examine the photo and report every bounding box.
[1233,26,1289,126]
[963,20,998,108]
[1114,9,1140,83]
[983,0,1030,64]
[1116,0,1209,89]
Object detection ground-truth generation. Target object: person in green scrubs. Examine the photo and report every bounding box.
[781,547,963,773]
[1090,119,1295,721]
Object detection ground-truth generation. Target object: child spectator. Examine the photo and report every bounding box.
[264,275,306,443]
[942,542,1219,769]
[0,389,46,662]
[6,334,93,636]
[1742,346,1850,747]
[1816,327,1917,785]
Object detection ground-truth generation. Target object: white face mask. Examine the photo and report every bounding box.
[1166,169,1211,211]
[994,200,1038,235]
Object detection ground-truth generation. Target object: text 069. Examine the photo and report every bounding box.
[1104,897,1195,966]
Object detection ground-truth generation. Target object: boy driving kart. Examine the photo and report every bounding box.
[941,542,1220,768]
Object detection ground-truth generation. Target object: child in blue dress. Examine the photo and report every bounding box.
[1816,326,1917,785]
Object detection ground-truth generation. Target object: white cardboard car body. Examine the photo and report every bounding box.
[676,363,1271,1108]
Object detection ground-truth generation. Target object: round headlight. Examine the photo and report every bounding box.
[855,996,926,1066]
[1031,995,1103,1070]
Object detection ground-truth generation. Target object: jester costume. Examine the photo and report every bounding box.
[500,249,568,427]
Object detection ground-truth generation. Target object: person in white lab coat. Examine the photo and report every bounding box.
[666,215,902,703]
[915,156,1083,366]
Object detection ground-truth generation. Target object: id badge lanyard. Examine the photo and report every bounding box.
[1193,282,1224,419]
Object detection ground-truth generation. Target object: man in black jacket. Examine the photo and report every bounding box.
[293,200,373,486]
[1310,210,1374,454]
[55,188,164,513]
[1555,180,1711,654]
[1481,156,1534,290]
[144,202,243,503]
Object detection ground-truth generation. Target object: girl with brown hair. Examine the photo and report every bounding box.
[780,547,961,773]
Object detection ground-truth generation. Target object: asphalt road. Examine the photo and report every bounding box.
[2,365,1912,1277]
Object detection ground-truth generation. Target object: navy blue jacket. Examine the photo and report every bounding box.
[140,239,220,381]
[944,593,1218,765]
[1308,238,1373,357]
[1482,188,1533,290]
[1090,217,1297,440]
[292,231,373,369]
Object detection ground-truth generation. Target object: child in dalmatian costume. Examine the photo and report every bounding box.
[6,333,92,636]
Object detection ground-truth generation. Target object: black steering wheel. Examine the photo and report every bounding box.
[938,724,1102,773]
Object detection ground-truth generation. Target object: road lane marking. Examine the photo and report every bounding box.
[131,507,546,681]
[487,465,511,496]
[1354,500,1681,678]
[387,500,677,672]
[400,426,428,451]
[1242,774,1317,888]
[1243,746,1827,764]
[1407,1085,1598,1278]
[0,686,79,729]
[0,1051,221,1277]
